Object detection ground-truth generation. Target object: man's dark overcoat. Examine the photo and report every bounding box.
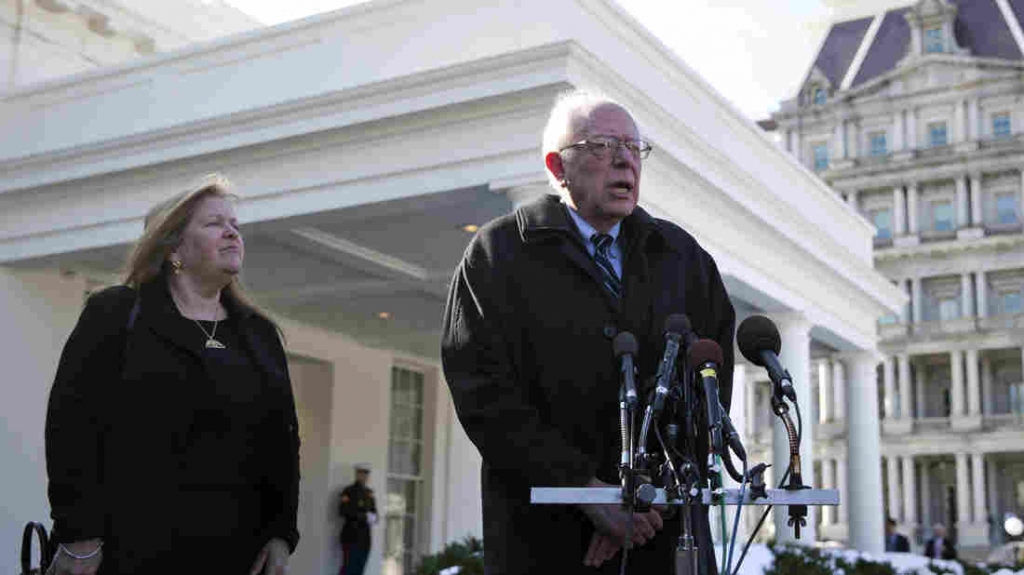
[45,278,300,574]
[441,195,735,574]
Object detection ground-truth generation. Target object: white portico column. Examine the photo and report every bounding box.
[962,273,975,318]
[966,348,981,417]
[886,456,901,521]
[902,455,918,528]
[956,176,969,229]
[833,360,846,423]
[982,356,994,415]
[836,456,850,530]
[907,183,920,234]
[821,458,836,525]
[772,313,815,544]
[915,359,927,419]
[920,461,932,528]
[845,351,885,554]
[898,353,912,419]
[971,453,987,525]
[950,350,965,418]
[900,280,911,324]
[976,270,988,318]
[956,452,971,531]
[912,277,923,324]
[893,186,907,236]
[818,359,832,424]
[724,364,749,541]
[970,173,983,227]
[883,356,896,419]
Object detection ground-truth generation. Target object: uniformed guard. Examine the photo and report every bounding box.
[338,463,377,575]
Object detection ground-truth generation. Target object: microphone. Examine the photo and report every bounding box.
[687,339,724,454]
[613,332,639,409]
[737,315,796,404]
[638,314,691,457]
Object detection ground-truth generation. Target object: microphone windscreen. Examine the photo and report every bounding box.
[612,331,638,358]
[736,315,781,367]
[664,314,691,336]
[688,339,724,367]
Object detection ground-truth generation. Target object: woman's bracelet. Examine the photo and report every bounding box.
[58,541,103,560]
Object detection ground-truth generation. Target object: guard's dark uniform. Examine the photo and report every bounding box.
[338,482,377,575]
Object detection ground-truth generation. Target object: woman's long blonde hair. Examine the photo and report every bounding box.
[123,174,278,330]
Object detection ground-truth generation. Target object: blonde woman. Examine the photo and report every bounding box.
[45,176,300,574]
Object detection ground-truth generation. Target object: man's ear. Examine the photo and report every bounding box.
[544,151,565,184]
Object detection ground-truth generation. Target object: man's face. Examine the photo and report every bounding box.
[557,104,642,232]
[357,470,369,484]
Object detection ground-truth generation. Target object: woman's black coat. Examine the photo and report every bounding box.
[441,195,735,574]
[45,278,300,572]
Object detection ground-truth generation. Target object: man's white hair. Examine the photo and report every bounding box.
[541,89,628,192]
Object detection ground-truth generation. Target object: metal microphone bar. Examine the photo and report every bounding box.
[530,487,838,506]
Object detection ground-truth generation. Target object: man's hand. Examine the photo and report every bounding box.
[46,539,103,575]
[578,478,664,566]
[250,538,290,575]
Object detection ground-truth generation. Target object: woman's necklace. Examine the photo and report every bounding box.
[194,318,226,349]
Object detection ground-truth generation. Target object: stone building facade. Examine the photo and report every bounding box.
[768,0,1024,555]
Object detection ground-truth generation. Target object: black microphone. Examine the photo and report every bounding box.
[613,332,639,409]
[737,315,796,403]
[688,338,724,454]
[638,314,691,456]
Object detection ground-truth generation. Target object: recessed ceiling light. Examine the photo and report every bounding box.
[377,312,391,319]
[461,224,479,233]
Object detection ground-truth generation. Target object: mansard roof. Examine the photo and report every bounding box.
[806,0,1024,92]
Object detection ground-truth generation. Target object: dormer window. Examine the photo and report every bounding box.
[813,87,827,105]
[925,27,944,53]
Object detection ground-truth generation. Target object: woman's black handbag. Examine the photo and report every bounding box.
[20,522,51,575]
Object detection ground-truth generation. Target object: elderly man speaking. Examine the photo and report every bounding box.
[441,90,735,574]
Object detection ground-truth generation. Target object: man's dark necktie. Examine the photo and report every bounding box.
[591,233,621,300]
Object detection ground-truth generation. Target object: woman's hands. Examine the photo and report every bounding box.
[250,538,290,575]
[45,539,103,575]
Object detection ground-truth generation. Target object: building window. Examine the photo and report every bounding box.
[813,143,829,171]
[993,112,1012,139]
[871,208,893,239]
[925,27,944,53]
[939,297,960,321]
[814,87,827,105]
[385,367,426,575]
[869,131,888,156]
[932,200,954,232]
[996,193,1019,224]
[928,122,948,147]
[1004,291,1022,314]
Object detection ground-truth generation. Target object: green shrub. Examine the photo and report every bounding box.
[835,555,899,575]
[416,536,484,575]
[763,544,832,575]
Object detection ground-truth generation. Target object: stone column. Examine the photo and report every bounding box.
[837,456,850,524]
[898,353,912,419]
[956,452,971,530]
[834,121,846,160]
[951,350,964,418]
[893,110,905,151]
[742,366,756,444]
[907,183,919,234]
[902,456,918,528]
[957,176,969,229]
[900,280,911,324]
[893,186,907,236]
[907,109,917,150]
[1019,170,1024,225]
[883,356,896,419]
[987,458,999,534]
[968,99,980,140]
[833,360,846,423]
[966,348,981,417]
[976,270,988,318]
[962,273,974,318]
[846,351,885,554]
[819,359,832,424]
[920,461,932,528]
[887,456,901,521]
[822,458,836,525]
[970,173,983,227]
[955,99,967,143]
[772,313,815,544]
[912,277,923,324]
[971,453,987,525]
[982,356,993,415]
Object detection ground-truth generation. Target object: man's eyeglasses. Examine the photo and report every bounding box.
[559,136,653,160]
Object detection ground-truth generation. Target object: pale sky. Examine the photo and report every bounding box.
[222,0,906,120]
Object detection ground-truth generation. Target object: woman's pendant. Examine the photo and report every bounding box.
[205,338,226,349]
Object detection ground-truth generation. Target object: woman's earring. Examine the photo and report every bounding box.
[561,178,570,188]
[171,260,184,275]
